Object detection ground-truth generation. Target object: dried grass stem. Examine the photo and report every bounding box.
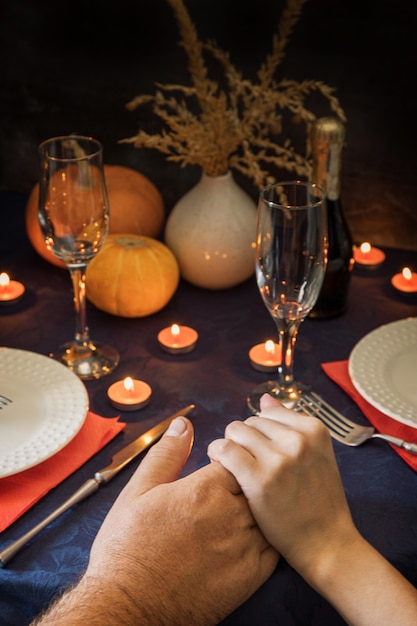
[121,0,346,188]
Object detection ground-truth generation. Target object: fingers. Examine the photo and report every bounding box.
[208,395,331,498]
[207,417,287,491]
[257,394,331,442]
[259,393,283,411]
[123,416,194,497]
[209,397,319,463]
[257,393,308,426]
[255,394,317,432]
[207,435,258,491]
[201,455,246,496]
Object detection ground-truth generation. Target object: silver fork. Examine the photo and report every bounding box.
[297,391,417,454]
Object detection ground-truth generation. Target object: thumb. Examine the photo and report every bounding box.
[125,416,194,496]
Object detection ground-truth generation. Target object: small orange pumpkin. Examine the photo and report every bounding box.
[86,234,180,318]
[25,165,165,268]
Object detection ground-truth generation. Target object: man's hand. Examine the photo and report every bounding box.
[33,416,278,626]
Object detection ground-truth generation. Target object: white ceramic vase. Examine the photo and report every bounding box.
[164,171,257,289]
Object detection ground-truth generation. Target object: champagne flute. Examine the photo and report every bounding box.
[38,135,119,380]
[248,181,327,412]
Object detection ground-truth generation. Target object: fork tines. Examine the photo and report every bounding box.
[297,392,353,440]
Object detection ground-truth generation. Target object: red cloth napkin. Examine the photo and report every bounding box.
[322,360,417,471]
[0,412,125,532]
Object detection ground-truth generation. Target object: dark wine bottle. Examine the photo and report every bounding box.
[309,117,354,319]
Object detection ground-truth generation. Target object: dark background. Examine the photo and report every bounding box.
[1,0,416,249]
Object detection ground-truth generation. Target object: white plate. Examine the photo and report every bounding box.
[348,318,417,428]
[0,348,88,477]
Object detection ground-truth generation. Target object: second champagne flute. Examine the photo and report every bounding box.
[38,135,119,380]
[248,181,327,412]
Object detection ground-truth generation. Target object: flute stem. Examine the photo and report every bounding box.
[276,318,301,392]
[69,266,91,352]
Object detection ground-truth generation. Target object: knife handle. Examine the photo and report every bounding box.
[0,478,101,567]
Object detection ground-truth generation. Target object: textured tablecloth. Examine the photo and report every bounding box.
[1,191,417,625]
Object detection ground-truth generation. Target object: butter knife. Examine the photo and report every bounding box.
[0,404,195,567]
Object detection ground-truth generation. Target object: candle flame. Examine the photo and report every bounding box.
[171,323,180,337]
[360,242,371,254]
[0,272,10,287]
[264,340,276,355]
[402,267,412,280]
[123,376,134,392]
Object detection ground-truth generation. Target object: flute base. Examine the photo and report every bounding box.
[50,341,120,380]
[247,380,309,414]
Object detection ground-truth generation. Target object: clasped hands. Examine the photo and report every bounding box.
[79,394,350,625]
[33,395,417,626]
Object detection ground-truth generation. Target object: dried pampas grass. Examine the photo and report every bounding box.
[121,0,346,188]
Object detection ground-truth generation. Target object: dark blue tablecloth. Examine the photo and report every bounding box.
[1,192,417,624]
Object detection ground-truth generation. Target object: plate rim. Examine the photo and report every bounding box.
[0,347,89,478]
[348,317,417,428]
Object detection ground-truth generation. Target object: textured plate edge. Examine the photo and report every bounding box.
[348,318,417,429]
[0,347,89,478]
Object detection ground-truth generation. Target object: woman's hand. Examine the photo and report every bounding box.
[207,395,356,579]
[208,395,417,626]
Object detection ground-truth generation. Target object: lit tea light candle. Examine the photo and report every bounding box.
[249,339,281,372]
[391,267,417,293]
[353,242,386,268]
[107,376,152,411]
[158,323,198,354]
[0,272,25,303]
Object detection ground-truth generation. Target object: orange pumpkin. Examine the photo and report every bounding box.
[86,234,180,317]
[25,165,165,268]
